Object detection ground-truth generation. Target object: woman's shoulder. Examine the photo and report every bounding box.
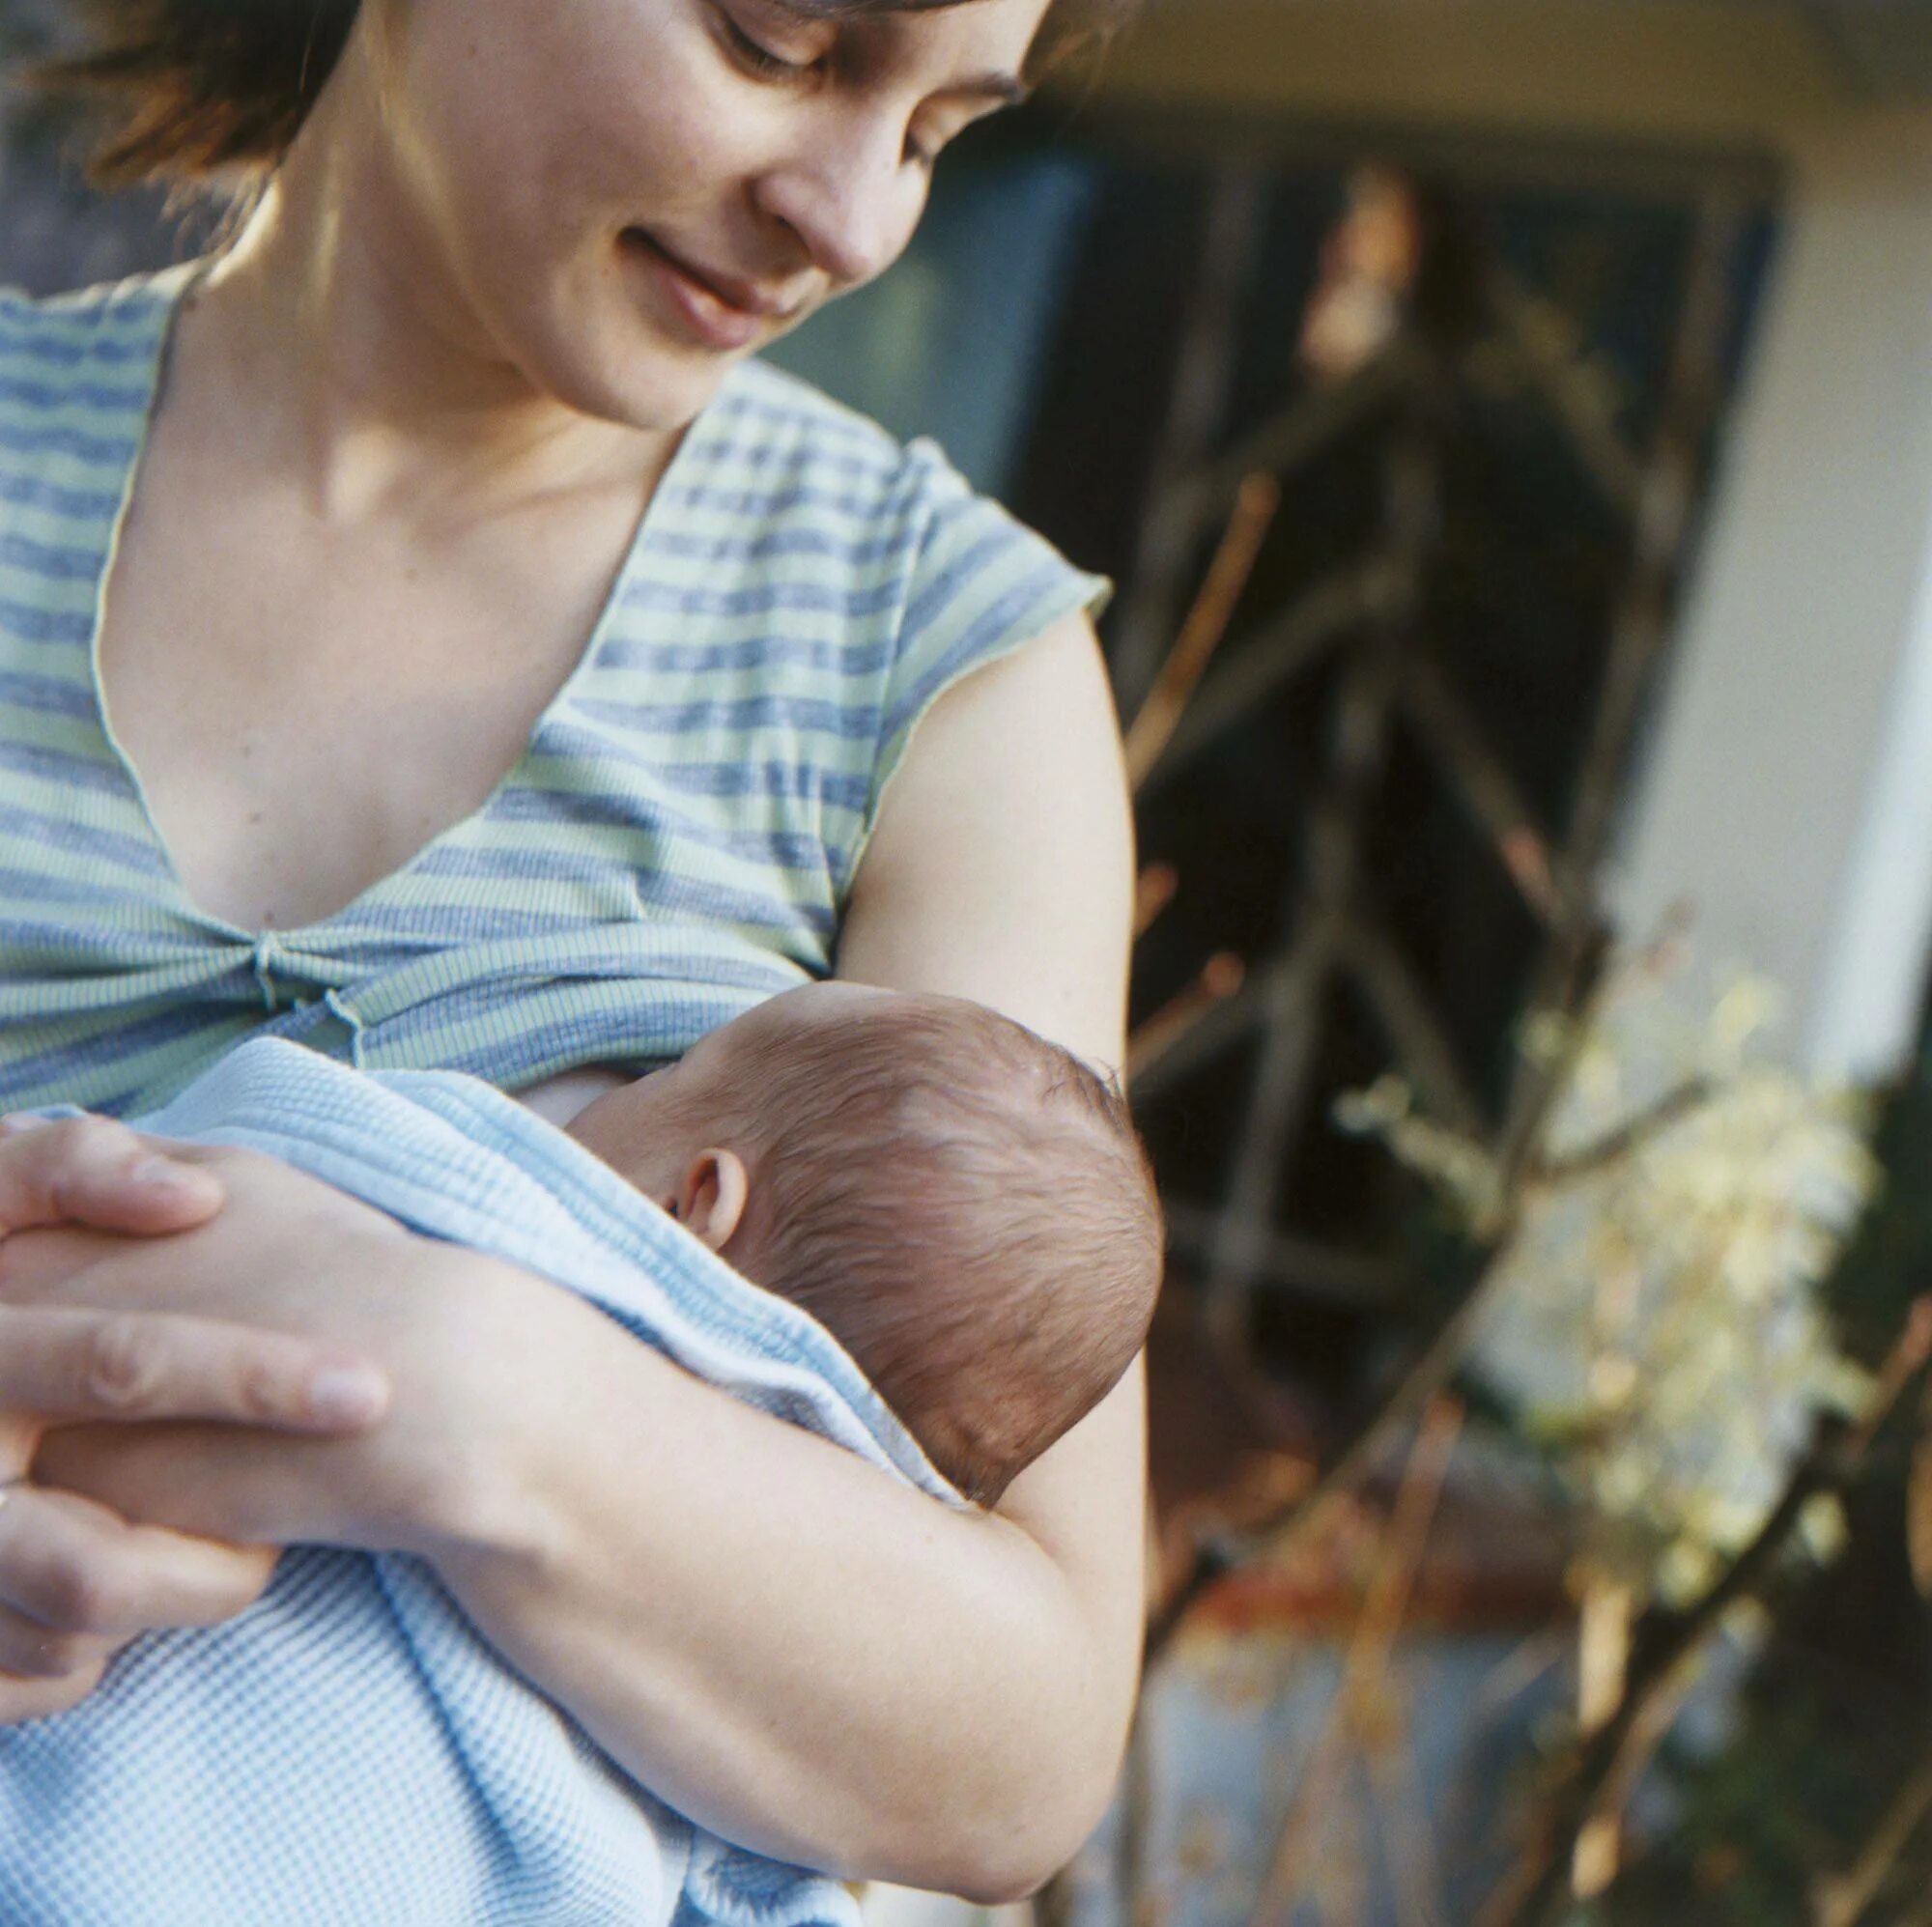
[0,264,189,532]
[678,361,1110,840]
[694,358,1104,611]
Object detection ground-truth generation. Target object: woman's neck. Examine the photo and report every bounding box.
[183,39,676,533]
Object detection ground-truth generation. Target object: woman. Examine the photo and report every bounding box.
[0,0,1143,1904]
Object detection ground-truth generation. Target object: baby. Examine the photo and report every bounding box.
[0,988,1163,1925]
[561,980,1164,1503]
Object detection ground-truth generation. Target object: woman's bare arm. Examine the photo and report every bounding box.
[433,612,1145,1897]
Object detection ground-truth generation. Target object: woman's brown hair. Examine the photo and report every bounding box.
[29,0,1132,190]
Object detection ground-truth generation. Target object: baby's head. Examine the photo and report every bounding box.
[566,983,1163,1504]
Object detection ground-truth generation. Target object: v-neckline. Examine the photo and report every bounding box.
[83,259,730,944]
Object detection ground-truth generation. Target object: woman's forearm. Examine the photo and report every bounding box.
[0,1148,1141,1897]
[426,1306,1142,1902]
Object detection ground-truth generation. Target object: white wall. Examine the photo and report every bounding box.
[1609,113,1932,1080]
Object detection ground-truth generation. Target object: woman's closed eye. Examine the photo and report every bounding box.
[712,1,828,81]
[708,0,1005,170]
[723,17,810,78]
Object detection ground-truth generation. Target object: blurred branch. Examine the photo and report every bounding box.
[1163,1204,1406,1308]
[1249,1397,1464,1927]
[1120,189,1747,1927]
[1112,159,1271,704]
[1342,916,1488,1137]
[1126,951,1246,1084]
[1908,1369,1931,1599]
[1133,862,1179,941]
[1397,649,1563,927]
[1173,343,1421,543]
[1369,1748,1448,1927]
[1146,209,1747,1659]
[1125,472,1281,788]
[1144,911,1611,1668]
[1811,1749,1932,1927]
[1481,262,1643,516]
[1540,194,1747,918]
[1479,1297,1932,1927]
[1136,563,1380,797]
[1201,408,1444,1330]
[1125,949,1271,1101]
[1527,1077,1714,1186]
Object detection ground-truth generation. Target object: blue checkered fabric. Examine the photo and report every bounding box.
[0,1038,961,1925]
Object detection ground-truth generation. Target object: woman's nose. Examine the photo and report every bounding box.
[753,121,924,291]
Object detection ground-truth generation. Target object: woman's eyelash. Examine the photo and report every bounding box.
[723,14,811,78]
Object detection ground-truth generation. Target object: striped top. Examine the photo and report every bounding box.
[0,263,1107,1117]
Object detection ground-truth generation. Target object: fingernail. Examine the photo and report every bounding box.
[308,1365,389,1429]
[0,1113,46,1137]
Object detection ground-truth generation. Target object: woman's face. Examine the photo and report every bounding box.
[359,0,1054,428]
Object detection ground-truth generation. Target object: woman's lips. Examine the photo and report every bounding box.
[620,229,772,353]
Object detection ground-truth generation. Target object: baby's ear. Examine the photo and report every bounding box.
[676,1148,750,1253]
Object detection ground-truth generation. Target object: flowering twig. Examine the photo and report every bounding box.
[1527,1077,1713,1186]
[1478,1298,1932,1927]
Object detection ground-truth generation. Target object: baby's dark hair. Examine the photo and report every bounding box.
[714,993,1162,1506]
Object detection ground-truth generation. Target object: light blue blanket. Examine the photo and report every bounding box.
[0,1038,962,1926]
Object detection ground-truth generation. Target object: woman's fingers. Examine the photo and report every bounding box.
[0,1306,391,1434]
[36,1420,359,1549]
[0,1486,279,1640]
[0,1608,115,1684]
[0,1485,279,1725]
[0,1115,224,1236]
[0,1651,108,1724]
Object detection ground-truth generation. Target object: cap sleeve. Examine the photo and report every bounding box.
[863,439,1111,842]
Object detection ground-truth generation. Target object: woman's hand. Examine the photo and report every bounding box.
[0,1116,398,1722]
[7,1137,571,1558]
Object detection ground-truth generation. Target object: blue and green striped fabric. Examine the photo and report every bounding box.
[0,263,1107,1116]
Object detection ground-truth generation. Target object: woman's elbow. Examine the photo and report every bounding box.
[945,1792,1118,1906]
[915,1717,1132,1905]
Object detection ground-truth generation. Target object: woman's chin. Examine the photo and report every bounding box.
[530,317,739,439]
